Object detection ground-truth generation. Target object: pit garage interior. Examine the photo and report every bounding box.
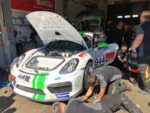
[0,0,150,113]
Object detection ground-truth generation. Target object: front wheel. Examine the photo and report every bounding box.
[83,62,93,90]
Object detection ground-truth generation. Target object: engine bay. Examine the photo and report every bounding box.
[46,51,72,58]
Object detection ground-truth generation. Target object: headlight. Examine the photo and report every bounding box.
[60,59,79,74]
[16,54,25,67]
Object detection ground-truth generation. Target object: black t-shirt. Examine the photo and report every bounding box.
[93,66,122,88]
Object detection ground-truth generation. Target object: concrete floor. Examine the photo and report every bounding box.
[0,80,150,113]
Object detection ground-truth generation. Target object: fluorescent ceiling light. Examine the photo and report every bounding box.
[117,16,123,19]
[132,14,139,18]
[125,15,130,18]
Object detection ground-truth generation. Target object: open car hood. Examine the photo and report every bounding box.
[26,11,88,48]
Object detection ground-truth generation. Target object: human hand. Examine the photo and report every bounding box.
[126,49,137,60]
[93,99,100,104]
[83,86,94,100]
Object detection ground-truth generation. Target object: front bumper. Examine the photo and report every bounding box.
[11,70,84,102]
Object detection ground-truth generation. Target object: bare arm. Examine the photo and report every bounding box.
[82,86,94,100]
[98,87,106,101]
[131,34,144,50]
[118,56,125,63]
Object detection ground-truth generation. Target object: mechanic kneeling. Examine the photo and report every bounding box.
[85,66,129,101]
[52,90,142,113]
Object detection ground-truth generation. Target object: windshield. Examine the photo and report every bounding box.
[78,20,99,32]
[45,40,86,53]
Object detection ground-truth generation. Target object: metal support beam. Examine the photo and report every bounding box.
[0,0,16,69]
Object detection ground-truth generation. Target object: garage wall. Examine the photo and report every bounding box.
[55,0,108,22]
[55,0,64,15]
[98,0,107,18]
[65,0,86,22]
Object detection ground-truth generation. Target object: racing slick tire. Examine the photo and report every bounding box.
[83,61,93,90]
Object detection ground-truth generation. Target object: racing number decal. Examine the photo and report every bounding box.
[95,56,105,66]
[93,49,105,66]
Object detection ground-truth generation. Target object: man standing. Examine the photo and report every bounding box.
[128,11,150,92]
[93,27,108,47]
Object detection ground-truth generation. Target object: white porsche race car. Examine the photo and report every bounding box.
[9,11,118,102]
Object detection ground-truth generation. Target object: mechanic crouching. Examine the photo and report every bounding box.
[85,66,129,101]
[52,94,142,113]
[52,73,142,113]
[52,66,142,113]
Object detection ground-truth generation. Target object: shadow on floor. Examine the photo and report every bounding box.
[0,94,15,113]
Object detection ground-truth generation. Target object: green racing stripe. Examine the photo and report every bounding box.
[32,72,49,100]
[37,76,46,90]
[32,75,37,89]
[33,94,45,100]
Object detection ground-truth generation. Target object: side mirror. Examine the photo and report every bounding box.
[98,42,108,48]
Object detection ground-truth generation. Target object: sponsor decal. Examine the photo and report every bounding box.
[79,51,87,57]
[11,0,55,11]
[75,77,82,88]
[50,94,55,99]
[106,52,115,62]
[18,74,31,82]
[93,49,103,58]
[37,0,53,9]
[56,92,70,99]
[11,81,16,89]
[54,77,61,81]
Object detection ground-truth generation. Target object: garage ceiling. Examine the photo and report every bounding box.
[72,0,98,6]
[107,0,150,5]
[73,0,149,5]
